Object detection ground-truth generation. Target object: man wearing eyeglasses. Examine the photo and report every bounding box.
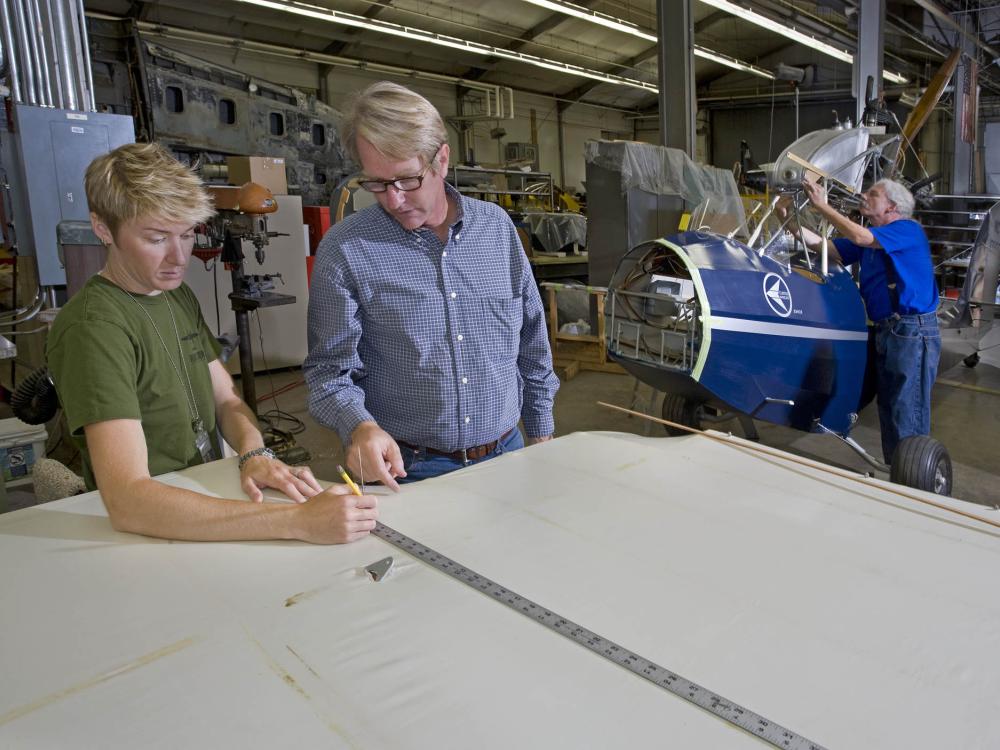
[304,81,559,489]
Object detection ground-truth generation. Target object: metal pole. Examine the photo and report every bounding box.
[26,0,52,106]
[952,18,976,196]
[853,0,885,126]
[20,0,46,106]
[41,0,65,109]
[75,0,94,110]
[0,0,23,102]
[64,0,86,109]
[556,102,566,188]
[51,0,75,109]
[656,0,695,155]
[10,0,35,104]
[821,231,829,276]
[235,308,257,412]
[795,86,800,139]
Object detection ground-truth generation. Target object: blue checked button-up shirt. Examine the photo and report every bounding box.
[305,183,559,453]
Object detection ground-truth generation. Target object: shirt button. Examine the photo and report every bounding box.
[461,377,468,384]
[457,334,463,341]
[442,251,448,257]
[450,292,457,299]
[464,416,470,424]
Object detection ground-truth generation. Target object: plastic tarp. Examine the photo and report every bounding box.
[2,432,999,748]
[584,140,745,230]
[525,212,587,253]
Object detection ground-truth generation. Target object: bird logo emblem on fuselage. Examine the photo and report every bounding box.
[762,273,793,317]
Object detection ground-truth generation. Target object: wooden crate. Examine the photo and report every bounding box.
[543,283,625,380]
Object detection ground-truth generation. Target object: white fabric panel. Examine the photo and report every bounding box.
[1,432,998,748]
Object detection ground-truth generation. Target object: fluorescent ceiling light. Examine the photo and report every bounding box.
[694,45,774,79]
[233,0,657,91]
[699,0,851,63]
[519,0,657,43]
[524,0,774,83]
[698,0,908,84]
[521,0,908,86]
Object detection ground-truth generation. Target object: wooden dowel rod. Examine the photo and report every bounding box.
[597,401,1000,531]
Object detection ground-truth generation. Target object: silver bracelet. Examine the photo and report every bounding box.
[238,447,277,470]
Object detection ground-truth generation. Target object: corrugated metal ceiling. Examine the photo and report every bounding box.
[83,1,995,110]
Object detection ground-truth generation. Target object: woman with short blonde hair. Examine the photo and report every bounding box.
[84,142,214,235]
[47,142,377,545]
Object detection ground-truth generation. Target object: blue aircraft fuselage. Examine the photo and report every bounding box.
[609,231,870,434]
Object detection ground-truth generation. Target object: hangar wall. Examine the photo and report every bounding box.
[153,38,636,195]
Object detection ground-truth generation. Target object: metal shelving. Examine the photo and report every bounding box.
[448,166,554,210]
[913,194,1000,291]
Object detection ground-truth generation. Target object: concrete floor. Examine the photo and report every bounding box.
[255,357,1000,507]
[3,356,998,512]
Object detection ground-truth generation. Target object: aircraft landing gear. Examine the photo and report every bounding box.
[660,394,761,440]
[661,393,702,436]
[890,435,953,496]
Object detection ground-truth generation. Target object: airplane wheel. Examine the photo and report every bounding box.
[963,352,980,368]
[890,436,952,496]
[661,393,700,436]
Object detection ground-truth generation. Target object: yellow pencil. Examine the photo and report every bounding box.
[337,465,363,496]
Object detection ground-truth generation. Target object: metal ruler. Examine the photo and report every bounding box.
[373,522,827,750]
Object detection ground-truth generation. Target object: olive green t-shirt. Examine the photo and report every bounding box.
[47,276,223,490]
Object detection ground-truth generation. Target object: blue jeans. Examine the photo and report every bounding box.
[874,312,940,463]
[397,428,525,483]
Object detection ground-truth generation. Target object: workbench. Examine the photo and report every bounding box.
[2,432,998,748]
[528,252,589,281]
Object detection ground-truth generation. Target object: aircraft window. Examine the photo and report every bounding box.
[218,98,236,125]
[312,124,326,146]
[764,236,833,284]
[269,112,285,136]
[792,266,826,284]
[165,86,183,113]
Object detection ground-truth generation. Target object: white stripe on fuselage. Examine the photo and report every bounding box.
[710,316,868,341]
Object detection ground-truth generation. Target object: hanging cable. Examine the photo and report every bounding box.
[767,78,777,161]
[251,310,308,448]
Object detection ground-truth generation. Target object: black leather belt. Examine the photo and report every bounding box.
[398,428,515,463]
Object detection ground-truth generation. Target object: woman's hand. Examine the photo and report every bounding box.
[241,456,324,503]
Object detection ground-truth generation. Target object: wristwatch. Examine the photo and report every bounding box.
[238,446,277,470]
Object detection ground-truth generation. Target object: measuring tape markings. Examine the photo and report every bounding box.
[372,522,827,750]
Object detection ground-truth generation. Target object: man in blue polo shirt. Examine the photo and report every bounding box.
[797,178,940,463]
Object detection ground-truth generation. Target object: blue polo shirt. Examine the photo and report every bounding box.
[833,219,938,322]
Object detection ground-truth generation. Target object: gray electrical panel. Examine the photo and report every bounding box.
[6,104,134,286]
[585,159,684,288]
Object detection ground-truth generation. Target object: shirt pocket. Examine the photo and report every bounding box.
[368,289,440,333]
[480,296,523,360]
[366,289,448,373]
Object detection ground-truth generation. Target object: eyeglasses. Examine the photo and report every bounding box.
[357,146,442,193]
